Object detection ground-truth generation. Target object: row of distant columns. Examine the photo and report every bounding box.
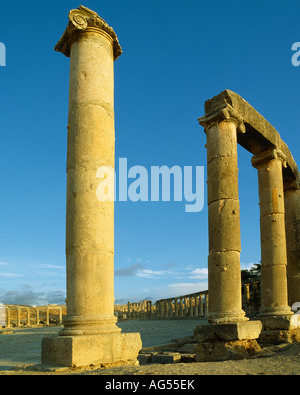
[5,307,63,328]
[156,293,209,318]
[199,111,299,325]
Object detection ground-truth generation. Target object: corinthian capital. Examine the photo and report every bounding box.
[251,148,287,169]
[55,5,122,60]
[198,103,246,133]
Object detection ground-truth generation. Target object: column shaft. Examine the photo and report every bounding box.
[252,149,292,317]
[284,187,300,306]
[61,28,119,336]
[42,7,141,368]
[206,120,247,324]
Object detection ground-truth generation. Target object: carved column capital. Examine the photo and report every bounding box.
[251,148,287,169]
[198,103,246,133]
[55,5,122,60]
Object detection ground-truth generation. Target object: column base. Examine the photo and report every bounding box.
[259,329,300,344]
[258,313,298,331]
[194,321,262,342]
[193,321,263,362]
[257,305,293,318]
[208,310,249,324]
[59,314,121,336]
[41,332,142,369]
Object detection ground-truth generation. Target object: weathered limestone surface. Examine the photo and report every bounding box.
[194,321,262,342]
[199,89,299,349]
[284,186,300,306]
[252,148,292,318]
[42,6,141,368]
[201,90,298,185]
[42,333,141,368]
[202,119,247,324]
[195,339,262,362]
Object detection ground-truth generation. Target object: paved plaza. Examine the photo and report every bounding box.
[0,319,206,371]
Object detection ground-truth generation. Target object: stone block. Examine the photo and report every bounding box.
[194,324,215,342]
[194,321,262,342]
[259,315,295,330]
[214,321,262,341]
[177,343,198,354]
[195,340,261,362]
[259,329,300,344]
[138,353,152,364]
[180,353,196,363]
[41,332,142,368]
[151,353,181,364]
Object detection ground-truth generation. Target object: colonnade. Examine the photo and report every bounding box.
[155,292,209,319]
[36,6,299,368]
[199,90,299,332]
[4,306,65,328]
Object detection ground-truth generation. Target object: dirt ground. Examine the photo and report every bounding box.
[0,320,299,375]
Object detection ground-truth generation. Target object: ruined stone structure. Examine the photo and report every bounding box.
[39,5,299,367]
[197,90,300,354]
[114,300,152,320]
[155,292,209,319]
[4,305,66,328]
[41,6,141,368]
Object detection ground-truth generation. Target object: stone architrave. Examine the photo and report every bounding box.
[42,6,141,368]
[199,107,248,324]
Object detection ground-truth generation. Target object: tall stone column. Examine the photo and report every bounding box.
[194,295,199,317]
[200,115,247,324]
[17,308,21,327]
[27,308,31,327]
[243,283,250,315]
[195,106,262,353]
[199,294,204,317]
[179,298,184,317]
[42,6,141,368]
[46,307,50,326]
[284,183,300,307]
[58,307,63,325]
[6,308,11,328]
[252,148,293,319]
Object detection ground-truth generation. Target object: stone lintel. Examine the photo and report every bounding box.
[284,175,300,191]
[194,321,262,342]
[199,90,298,185]
[41,332,142,368]
[251,147,287,169]
[55,5,122,60]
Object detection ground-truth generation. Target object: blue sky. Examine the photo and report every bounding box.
[0,0,299,306]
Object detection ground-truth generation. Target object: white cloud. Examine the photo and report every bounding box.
[0,286,65,306]
[0,273,23,277]
[240,262,260,271]
[136,269,165,278]
[38,264,65,270]
[189,268,208,279]
[115,263,143,277]
[167,281,208,296]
